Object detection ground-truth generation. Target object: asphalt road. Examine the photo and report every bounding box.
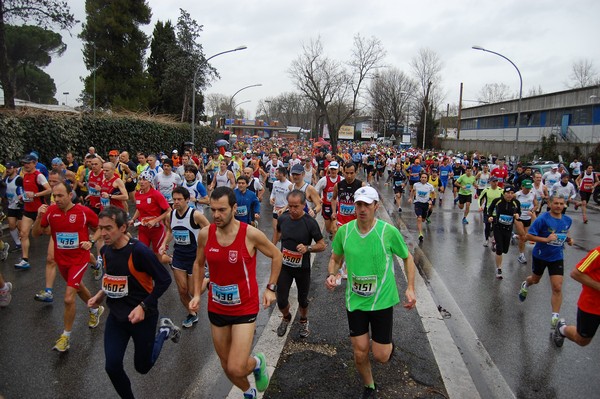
[380,178,600,399]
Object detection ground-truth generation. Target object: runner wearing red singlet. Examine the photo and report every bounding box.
[16,154,52,270]
[129,171,171,263]
[575,165,599,224]
[86,157,104,213]
[100,162,128,210]
[32,182,103,352]
[315,161,342,238]
[189,187,282,398]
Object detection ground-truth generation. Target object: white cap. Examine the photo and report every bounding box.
[328,161,339,169]
[172,149,178,153]
[354,186,379,204]
[224,151,232,157]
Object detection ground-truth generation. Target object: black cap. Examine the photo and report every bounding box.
[21,154,37,163]
[290,164,304,174]
[503,186,515,193]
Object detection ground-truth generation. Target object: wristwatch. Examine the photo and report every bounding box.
[266,283,277,292]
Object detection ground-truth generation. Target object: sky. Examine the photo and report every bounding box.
[44,0,599,119]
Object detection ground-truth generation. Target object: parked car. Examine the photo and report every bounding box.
[523,162,559,176]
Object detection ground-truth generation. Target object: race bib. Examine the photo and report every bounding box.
[56,232,79,249]
[394,180,403,187]
[211,283,241,305]
[440,170,448,177]
[236,205,248,217]
[549,233,567,247]
[282,248,303,267]
[479,179,487,186]
[521,202,532,210]
[100,197,110,208]
[102,274,128,298]
[583,183,593,191]
[352,274,377,297]
[465,184,472,190]
[164,192,172,201]
[417,190,429,200]
[88,186,100,197]
[173,230,191,245]
[340,203,355,216]
[498,214,513,225]
[326,191,333,201]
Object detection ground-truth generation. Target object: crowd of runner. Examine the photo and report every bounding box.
[0,139,599,398]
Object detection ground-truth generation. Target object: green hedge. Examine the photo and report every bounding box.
[0,112,217,164]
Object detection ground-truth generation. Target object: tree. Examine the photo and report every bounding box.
[147,9,211,121]
[410,48,444,148]
[477,83,511,103]
[5,25,65,103]
[0,0,75,109]
[368,68,417,140]
[568,59,599,89]
[80,0,152,110]
[289,34,385,151]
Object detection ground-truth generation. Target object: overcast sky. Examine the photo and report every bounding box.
[45,0,599,118]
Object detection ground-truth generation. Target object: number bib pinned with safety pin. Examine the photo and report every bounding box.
[352,274,377,297]
[102,274,129,298]
[211,283,241,305]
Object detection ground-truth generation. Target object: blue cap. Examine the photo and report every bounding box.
[51,157,63,165]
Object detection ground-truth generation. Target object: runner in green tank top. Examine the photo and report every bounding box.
[326,186,416,398]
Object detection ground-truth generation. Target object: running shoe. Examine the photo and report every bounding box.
[88,306,105,328]
[511,234,517,245]
[397,207,402,213]
[418,233,424,242]
[277,315,291,337]
[518,281,528,302]
[53,334,70,352]
[0,282,13,307]
[495,268,503,280]
[574,202,579,210]
[583,218,588,224]
[361,384,378,399]
[517,254,527,264]
[92,266,103,281]
[159,317,181,343]
[454,197,459,205]
[243,388,257,399]
[14,259,30,270]
[182,313,199,328]
[10,244,22,253]
[0,242,9,261]
[483,239,489,247]
[34,290,54,303]
[299,319,310,338]
[253,352,269,392]
[426,217,431,224]
[551,314,560,328]
[462,217,468,224]
[553,319,566,347]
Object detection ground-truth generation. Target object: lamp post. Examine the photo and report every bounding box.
[372,108,387,139]
[472,46,523,160]
[231,100,251,118]
[229,84,262,114]
[591,95,598,143]
[191,45,247,145]
[62,92,69,106]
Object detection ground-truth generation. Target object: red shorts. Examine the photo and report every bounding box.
[58,262,88,289]
[138,224,166,253]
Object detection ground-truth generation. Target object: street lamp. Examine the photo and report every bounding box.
[591,95,598,143]
[371,108,387,139]
[472,45,523,160]
[62,92,69,106]
[229,84,262,114]
[231,100,251,118]
[191,45,247,145]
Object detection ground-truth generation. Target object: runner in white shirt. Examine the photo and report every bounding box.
[154,159,182,205]
[270,166,292,239]
[515,180,538,264]
[409,172,435,242]
[550,173,579,212]
[531,172,548,214]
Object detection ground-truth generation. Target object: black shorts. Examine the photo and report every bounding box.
[347,306,393,344]
[23,210,37,220]
[458,194,472,204]
[414,202,429,218]
[7,208,22,219]
[208,312,257,327]
[519,218,532,228]
[322,204,333,220]
[580,191,592,202]
[577,307,600,338]
[531,257,564,276]
[393,186,404,194]
[125,181,137,193]
[493,227,512,255]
